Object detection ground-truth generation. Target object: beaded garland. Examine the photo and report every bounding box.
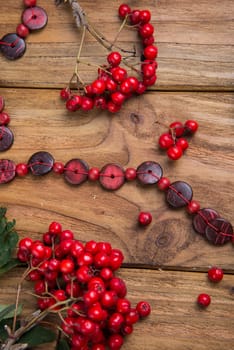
[0,0,48,60]
[0,150,233,246]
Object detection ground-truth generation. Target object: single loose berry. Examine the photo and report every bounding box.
[208,267,224,282]
[197,293,211,307]
[136,301,151,317]
[138,212,152,226]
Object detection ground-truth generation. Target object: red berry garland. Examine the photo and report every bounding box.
[60,4,158,114]
[17,222,151,349]
[0,1,48,60]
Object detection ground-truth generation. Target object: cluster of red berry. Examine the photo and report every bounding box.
[61,4,157,113]
[158,120,199,160]
[197,266,224,308]
[17,221,151,350]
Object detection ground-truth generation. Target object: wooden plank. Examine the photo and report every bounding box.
[0,88,233,270]
[0,0,233,90]
[0,268,233,350]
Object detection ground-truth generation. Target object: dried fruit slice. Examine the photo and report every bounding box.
[99,164,125,190]
[205,218,233,245]
[0,33,26,60]
[28,151,54,175]
[136,161,163,185]
[0,126,14,151]
[166,181,193,208]
[22,6,48,31]
[193,208,220,235]
[64,159,89,185]
[0,159,16,184]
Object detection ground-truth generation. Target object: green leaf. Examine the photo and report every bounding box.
[0,259,22,275]
[0,304,22,320]
[0,208,19,272]
[19,325,56,347]
[56,338,70,350]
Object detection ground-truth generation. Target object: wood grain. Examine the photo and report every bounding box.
[0,88,233,270]
[0,1,233,350]
[0,0,233,90]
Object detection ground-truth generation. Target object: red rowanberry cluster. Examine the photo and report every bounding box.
[17,221,151,350]
[61,4,158,113]
[158,120,199,160]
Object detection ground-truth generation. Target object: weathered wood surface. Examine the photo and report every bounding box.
[0,1,233,350]
[0,0,234,90]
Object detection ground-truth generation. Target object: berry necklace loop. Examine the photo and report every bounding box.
[0,0,48,60]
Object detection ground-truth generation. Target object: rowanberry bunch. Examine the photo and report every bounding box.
[158,120,199,160]
[60,3,158,114]
[17,221,151,349]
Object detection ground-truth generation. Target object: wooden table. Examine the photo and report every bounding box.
[0,1,233,349]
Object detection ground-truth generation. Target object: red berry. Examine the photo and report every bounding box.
[107,101,121,113]
[138,212,152,226]
[176,137,189,151]
[143,45,158,60]
[157,177,171,191]
[49,221,62,234]
[16,163,28,177]
[139,10,151,24]
[167,145,183,160]
[91,79,106,95]
[60,88,71,100]
[143,74,157,86]
[125,167,137,181]
[19,237,33,251]
[169,121,184,137]
[53,162,64,174]
[88,167,100,181]
[116,298,131,314]
[208,267,224,282]
[0,112,10,125]
[184,119,199,133]
[107,52,122,67]
[106,78,118,93]
[118,4,131,18]
[108,312,124,333]
[60,229,74,241]
[187,200,200,214]
[139,23,154,38]
[111,91,125,105]
[136,301,151,317]
[136,82,147,94]
[16,23,29,38]
[142,63,156,78]
[130,9,141,24]
[31,242,45,260]
[53,289,67,302]
[111,67,127,83]
[125,308,139,325]
[197,293,211,307]
[60,258,75,274]
[94,96,107,109]
[108,334,124,350]
[81,96,94,111]
[158,133,174,149]
[24,0,37,7]
[143,35,155,46]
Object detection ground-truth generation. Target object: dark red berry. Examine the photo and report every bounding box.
[139,23,154,38]
[16,23,29,38]
[0,112,10,125]
[169,121,184,137]
[138,212,152,226]
[16,163,29,177]
[184,120,199,133]
[139,10,151,24]
[24,0,37,6]
[187,200,200,214]
[136,301,151,317]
